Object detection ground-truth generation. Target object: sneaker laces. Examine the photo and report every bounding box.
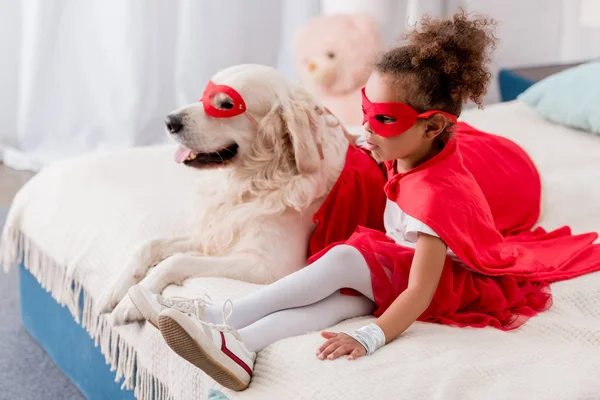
[198,299,236,333]
[157,293,213,317]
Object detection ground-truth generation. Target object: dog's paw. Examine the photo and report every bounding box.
[96,273,141,314]
[96,289,120,315]
[111,296,144,326]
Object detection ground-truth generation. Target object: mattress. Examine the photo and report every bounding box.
[19,264,135,400]
[5,100,600,400]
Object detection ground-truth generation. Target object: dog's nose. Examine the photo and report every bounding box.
[165,114,183,134]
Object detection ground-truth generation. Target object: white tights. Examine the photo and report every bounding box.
[204,245,375,352]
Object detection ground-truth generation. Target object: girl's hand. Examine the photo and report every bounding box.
[316,331,366,361]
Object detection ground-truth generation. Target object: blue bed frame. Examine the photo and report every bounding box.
[19,264,135,400]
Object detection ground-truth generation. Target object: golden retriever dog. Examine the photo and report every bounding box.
[96,64,352,324]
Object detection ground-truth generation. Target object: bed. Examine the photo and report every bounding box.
[2,100,600,400]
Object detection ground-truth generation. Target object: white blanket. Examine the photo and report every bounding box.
[2,101,600,400]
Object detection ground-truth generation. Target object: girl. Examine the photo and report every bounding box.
[141,12,600,391]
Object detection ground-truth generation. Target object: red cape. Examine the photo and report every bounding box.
[308,145,386,257]
[455,123,541,235]
[386,126,600,282]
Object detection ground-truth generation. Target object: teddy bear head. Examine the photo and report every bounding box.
[294,14,381,96]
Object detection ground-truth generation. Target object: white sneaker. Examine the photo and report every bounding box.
[158,300,255,391]
[127,285,212,328]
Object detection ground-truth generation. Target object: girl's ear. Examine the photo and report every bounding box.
[423,114,448,140]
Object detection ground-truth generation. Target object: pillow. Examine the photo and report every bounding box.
[518,61,600,135]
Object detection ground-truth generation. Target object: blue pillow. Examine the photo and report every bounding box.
[518,61,600,135]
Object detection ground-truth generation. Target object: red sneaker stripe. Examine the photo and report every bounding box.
[220,332,253,377]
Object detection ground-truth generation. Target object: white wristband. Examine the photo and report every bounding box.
[343,323,386,356]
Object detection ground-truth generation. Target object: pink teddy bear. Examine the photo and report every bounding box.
[294,14,382,127]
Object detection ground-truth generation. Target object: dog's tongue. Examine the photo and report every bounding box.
[175,146,193,164]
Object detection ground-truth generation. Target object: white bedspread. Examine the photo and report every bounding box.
[2,101,600,400]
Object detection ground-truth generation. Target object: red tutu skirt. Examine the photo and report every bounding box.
[309,227,552,331]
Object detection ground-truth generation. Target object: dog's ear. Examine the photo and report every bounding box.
[259,89,322,174]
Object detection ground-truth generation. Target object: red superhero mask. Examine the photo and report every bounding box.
[200,81,247,118]
[361,87,458,138]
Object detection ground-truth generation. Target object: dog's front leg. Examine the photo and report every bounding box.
[140,253,267,294]
[111,253,263,325]
[96,236,196,314]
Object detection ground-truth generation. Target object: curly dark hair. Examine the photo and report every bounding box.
[376,10,498,119]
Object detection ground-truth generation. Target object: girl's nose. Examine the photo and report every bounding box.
[363,122,373,137]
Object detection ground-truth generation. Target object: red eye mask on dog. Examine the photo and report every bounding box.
[361,87,458,138]
[200,80,247,118]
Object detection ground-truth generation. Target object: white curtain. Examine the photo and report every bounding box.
[0,0,319,171]
[2,0,599,171]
